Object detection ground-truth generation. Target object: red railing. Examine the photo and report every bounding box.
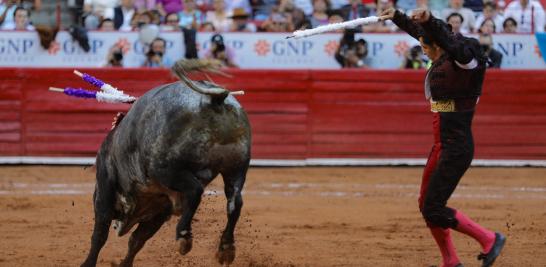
[1,68,546,160]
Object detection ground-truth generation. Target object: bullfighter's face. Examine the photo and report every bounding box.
[419,37,442,62]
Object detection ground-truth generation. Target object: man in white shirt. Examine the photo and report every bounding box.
[441,0,476,33]
[3,6,34,30]
[104,0,135,31]
[0,0,17,29]
[475,2,505,33]
[504,0,545,33]
[84,0,119,18]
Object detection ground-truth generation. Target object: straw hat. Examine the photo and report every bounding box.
[229,8,250,19]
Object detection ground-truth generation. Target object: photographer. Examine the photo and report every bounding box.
[142,37,172,68]
[335,29,370,68]
[204,34,238,68]
[105,44,124,67]
[402,45,428,69]
[479,34,502,68]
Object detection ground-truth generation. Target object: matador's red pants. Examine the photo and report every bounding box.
[419,111,475,229]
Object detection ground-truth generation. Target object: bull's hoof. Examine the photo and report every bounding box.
[216,243,236,265]
[177,237,193,255]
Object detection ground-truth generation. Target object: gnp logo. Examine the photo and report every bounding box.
[0,38,34,54]
[254,40,270,56]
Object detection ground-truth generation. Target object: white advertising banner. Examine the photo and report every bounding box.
[0,31,185,67]
[0,31,544,69]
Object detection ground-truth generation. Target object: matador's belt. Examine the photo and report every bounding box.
[430,97,479,112]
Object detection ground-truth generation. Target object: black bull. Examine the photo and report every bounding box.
[81,81,251,267]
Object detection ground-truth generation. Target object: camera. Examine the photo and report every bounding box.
[113,50,123,61]
[409,46,422,60]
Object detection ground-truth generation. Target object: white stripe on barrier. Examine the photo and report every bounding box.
[1,157,546,167]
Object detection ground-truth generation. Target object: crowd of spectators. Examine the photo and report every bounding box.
[1,0,545,69]
[2,0,544,34]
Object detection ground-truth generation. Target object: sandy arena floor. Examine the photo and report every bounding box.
[0,166,545,267]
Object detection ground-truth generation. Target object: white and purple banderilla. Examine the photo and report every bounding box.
[49,70,137,104]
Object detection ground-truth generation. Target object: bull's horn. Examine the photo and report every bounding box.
[205,68,233,78]
[178,73,228,95]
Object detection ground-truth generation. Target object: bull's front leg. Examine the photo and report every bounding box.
[216,168,247,265]
[157,170,204,256]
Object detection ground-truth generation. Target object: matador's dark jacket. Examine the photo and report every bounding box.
[392,10,486,103]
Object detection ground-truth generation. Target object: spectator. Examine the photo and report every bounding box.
[340,0,369,21]
[205,33,238,67]
[309,0,330,28]
[328,9,344,31]
[402,45,428,69]
[226,0,252,15]
[330,0,348,9]
[479,34,503,68]
[98,17,115,30]
[130,10,153,29]
[442,0,476,33]
[179,0,204,29]
[200,21,215,31]
[150,9,161,25]
[105,0,136,31]
[156,0,183,17]
[19,0,41,11]
[134,0,155,12]
[252,0,277,21]
[143,37,172,67]
[502,17,518,33]
[278,0,296,13]
[228,7,256,32]
[446,12,464,34]
[396,0,416,13]
[504,0,545,33]
[162,12,181,30]
[260,8,294,32]
[463,0,483,12]
[429,0,448,14]
[105,44,124,67]
[83,0,119,19]
[292,0,313,16]
[292,7,312,29]
[475,2,505,33]
[206,0,231,32]
[478,18,496,34]
[335,29,369,68]
[407,0,440,18]
[6,6,34,30]
[0,0,17,29]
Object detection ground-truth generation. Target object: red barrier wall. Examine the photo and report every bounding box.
[1,68,546,160]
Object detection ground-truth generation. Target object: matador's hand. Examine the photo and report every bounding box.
[379,7,396,21]
[410,8,431,23]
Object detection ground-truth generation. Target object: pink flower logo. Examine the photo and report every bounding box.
[115,38,131,54]
[254,40,270,56]
[48,41,60,55]
[324,40,339,56]
[534,44,542,58]
[394,41,410,57]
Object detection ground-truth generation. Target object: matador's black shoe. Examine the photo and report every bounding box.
[478,232,506,267]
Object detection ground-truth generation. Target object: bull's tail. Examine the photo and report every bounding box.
[171,59,243,104]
